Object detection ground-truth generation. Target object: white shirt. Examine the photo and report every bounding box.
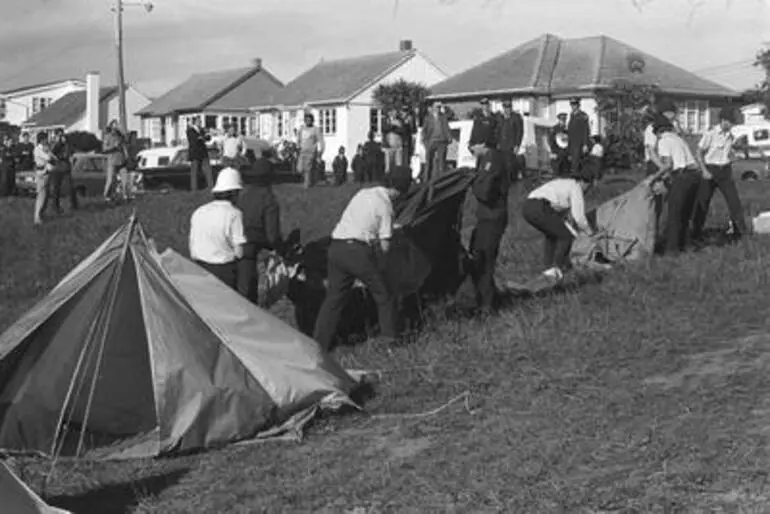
[34,144,54,171]
[657,132,696,170]
[221,135,245,158]
[698,126,735,166]
[528,178,590,232]
[643,124,657,162]
[590,143,604,158]
[331,187,394,242]
[189,200,247,264]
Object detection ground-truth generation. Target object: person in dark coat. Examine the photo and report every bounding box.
[16,132,34,171]
[422,100,452,182]
[351,144,365,183]
[186,117,213,191]
[468,140,509,314]
[49,128,78,212]
[332,146,348,186]
[469,97,498,152]
[362,131,384,182]
[548,113,570,176]
[567,97,591,174]
[237,150,283,304]
[0,134,16,197]
[496,98,524,183]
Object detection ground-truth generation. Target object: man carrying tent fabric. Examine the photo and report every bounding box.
[237,150,283,303]
[691,107,747,243]
[189,167,246,289]
[469,141,509,314]
[312,166,412,351]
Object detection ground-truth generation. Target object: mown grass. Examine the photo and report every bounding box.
[3,175,770,513]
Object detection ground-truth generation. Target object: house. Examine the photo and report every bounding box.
[0,78,85,127]
[251,40,448,168]
[22,72,150,138]
[429,34,741,135]
[136,59,284,146]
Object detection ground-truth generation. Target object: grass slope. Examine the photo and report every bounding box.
[2,177,770,513]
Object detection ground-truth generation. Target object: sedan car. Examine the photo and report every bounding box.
[15,153,139,197]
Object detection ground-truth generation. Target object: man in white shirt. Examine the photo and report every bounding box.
[220,124,247,169]
[189,167,247,289]
[312,166,412,351]
[33,132,55,225]
[653,118,701,254]
[691,107,746,242]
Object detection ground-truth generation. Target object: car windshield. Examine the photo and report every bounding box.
[171,149,188,165]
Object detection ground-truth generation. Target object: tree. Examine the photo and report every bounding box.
[66,131,102,153]
[372,79,431,126]
[752,46,770,119]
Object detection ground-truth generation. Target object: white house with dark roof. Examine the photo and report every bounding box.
[0,78,86,127]
[136,59,284,146]
[429,33,741,135]
[251,40,447,168]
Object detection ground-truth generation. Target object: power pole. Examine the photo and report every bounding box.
[114,0,128,134]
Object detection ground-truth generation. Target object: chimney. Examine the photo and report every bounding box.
[85,71,100,135]
[252,58,262,69]
[399,40,413,52]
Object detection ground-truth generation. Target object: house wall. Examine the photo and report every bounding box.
[141,110,254,146]
[1,81,85,127]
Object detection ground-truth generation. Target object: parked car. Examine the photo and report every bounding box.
[734,156,770,181]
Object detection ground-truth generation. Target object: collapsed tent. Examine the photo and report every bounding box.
[571,174,664,264]
[287,168,475,338]
[0,460,70,514]
[0,217,357,460]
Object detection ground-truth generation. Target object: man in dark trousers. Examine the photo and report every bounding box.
[469,141,509,314]
[186,117,213,191]
[237,150,283,303]
[312,166,412,351]
[16,132,34,171]
[496,98,524,183]
[548,113,570,176]
[469,98,498,154]
[422,100,452,182]
[49,128,78,212]
[567,97,591,174]
[0,134,16,197]
[362,130,383,182]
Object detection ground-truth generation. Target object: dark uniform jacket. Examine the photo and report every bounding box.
[238,159,282,260]
[567,111,591,153]
[472,149,509,223]
[496,113,524,152]
[186,126,209,161]
[469,112,499,148]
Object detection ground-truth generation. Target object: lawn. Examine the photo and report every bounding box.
[3,174,770,513]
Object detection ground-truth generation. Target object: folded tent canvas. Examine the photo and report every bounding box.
[0,460,71,514]
[0,216,357,460]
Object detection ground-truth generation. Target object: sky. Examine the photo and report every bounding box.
[0,0,767,98]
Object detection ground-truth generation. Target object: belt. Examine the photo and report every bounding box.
[333,238,370,246]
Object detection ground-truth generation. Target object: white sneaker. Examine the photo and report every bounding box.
[542,267,563,280]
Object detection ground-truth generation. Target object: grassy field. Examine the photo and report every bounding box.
[3,174,770,513]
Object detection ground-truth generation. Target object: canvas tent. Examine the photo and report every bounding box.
[0,460,70,514]
[0,218,357,460]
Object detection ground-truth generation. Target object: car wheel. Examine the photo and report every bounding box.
[741,171,759,181]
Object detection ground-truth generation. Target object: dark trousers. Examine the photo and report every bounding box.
[664,170,701,254]
[237,258,259,303]
[195,259,238,289]
[313,240,397,351]
[551,153,570,176]
[522,198,574,269]
[49,171,78,210]
[424,142,447,182]
[569,146,583,173]
[0,165,14,196]
[470,219,506,309]
[501,150,519,183]
[191,158,213,191]
[691,164,746,239]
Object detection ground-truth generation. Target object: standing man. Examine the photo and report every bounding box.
[186,117,213,192]
[469,98,498,155]
[16,132,34,171]
[220,124,247,169]
[103,120,129,201]
[237,150,283,303]
[297,112,325,189]
[49,128,78,212]
[421,100,452,182]
[362,130,383,183]
[189,167,246,289]
[496,98,524,183]
[548,113,570,176]
[691,107,746,242]
[0,134,16,197]
[33,132,56,225]
[567,97,591,174]
[312,166,412,352]
[382,110,405,174]
[468,140,510,314]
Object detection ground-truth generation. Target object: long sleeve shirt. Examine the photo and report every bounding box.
[528,178,590,232]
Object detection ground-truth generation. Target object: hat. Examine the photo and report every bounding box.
[212,167,243,193]
[384,165,412,194]
[557,112,568,120]
[479,97,490,105]
[655,97,677,114]
[569,97,581,105]
[719,106,739,124]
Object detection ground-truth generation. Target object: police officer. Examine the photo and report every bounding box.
[0,133,16,197]
[548,113,570,176]
[469,97,498,153]
[469,140,509,314]
[496,98,524,183]
[567,97,591,174]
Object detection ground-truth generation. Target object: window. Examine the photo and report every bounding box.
[279,111,291,138]
[277,112,284,138]
[677,100,709,133]
[204,115,217,129]
[0,99,5,120]
[319,108,337,135]
[240,117,247,135]
[32,97,52,115]
[754,129,770,142]
[249,116,258,137]
[369,108,382,136]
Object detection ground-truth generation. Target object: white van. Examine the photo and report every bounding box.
[732,123,770,154]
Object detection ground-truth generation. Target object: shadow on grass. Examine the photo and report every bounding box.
[47,468,189,514]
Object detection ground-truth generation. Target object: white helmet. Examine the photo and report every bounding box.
[212,167,243,193]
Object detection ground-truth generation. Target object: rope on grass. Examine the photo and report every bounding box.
[365,390,477,421]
